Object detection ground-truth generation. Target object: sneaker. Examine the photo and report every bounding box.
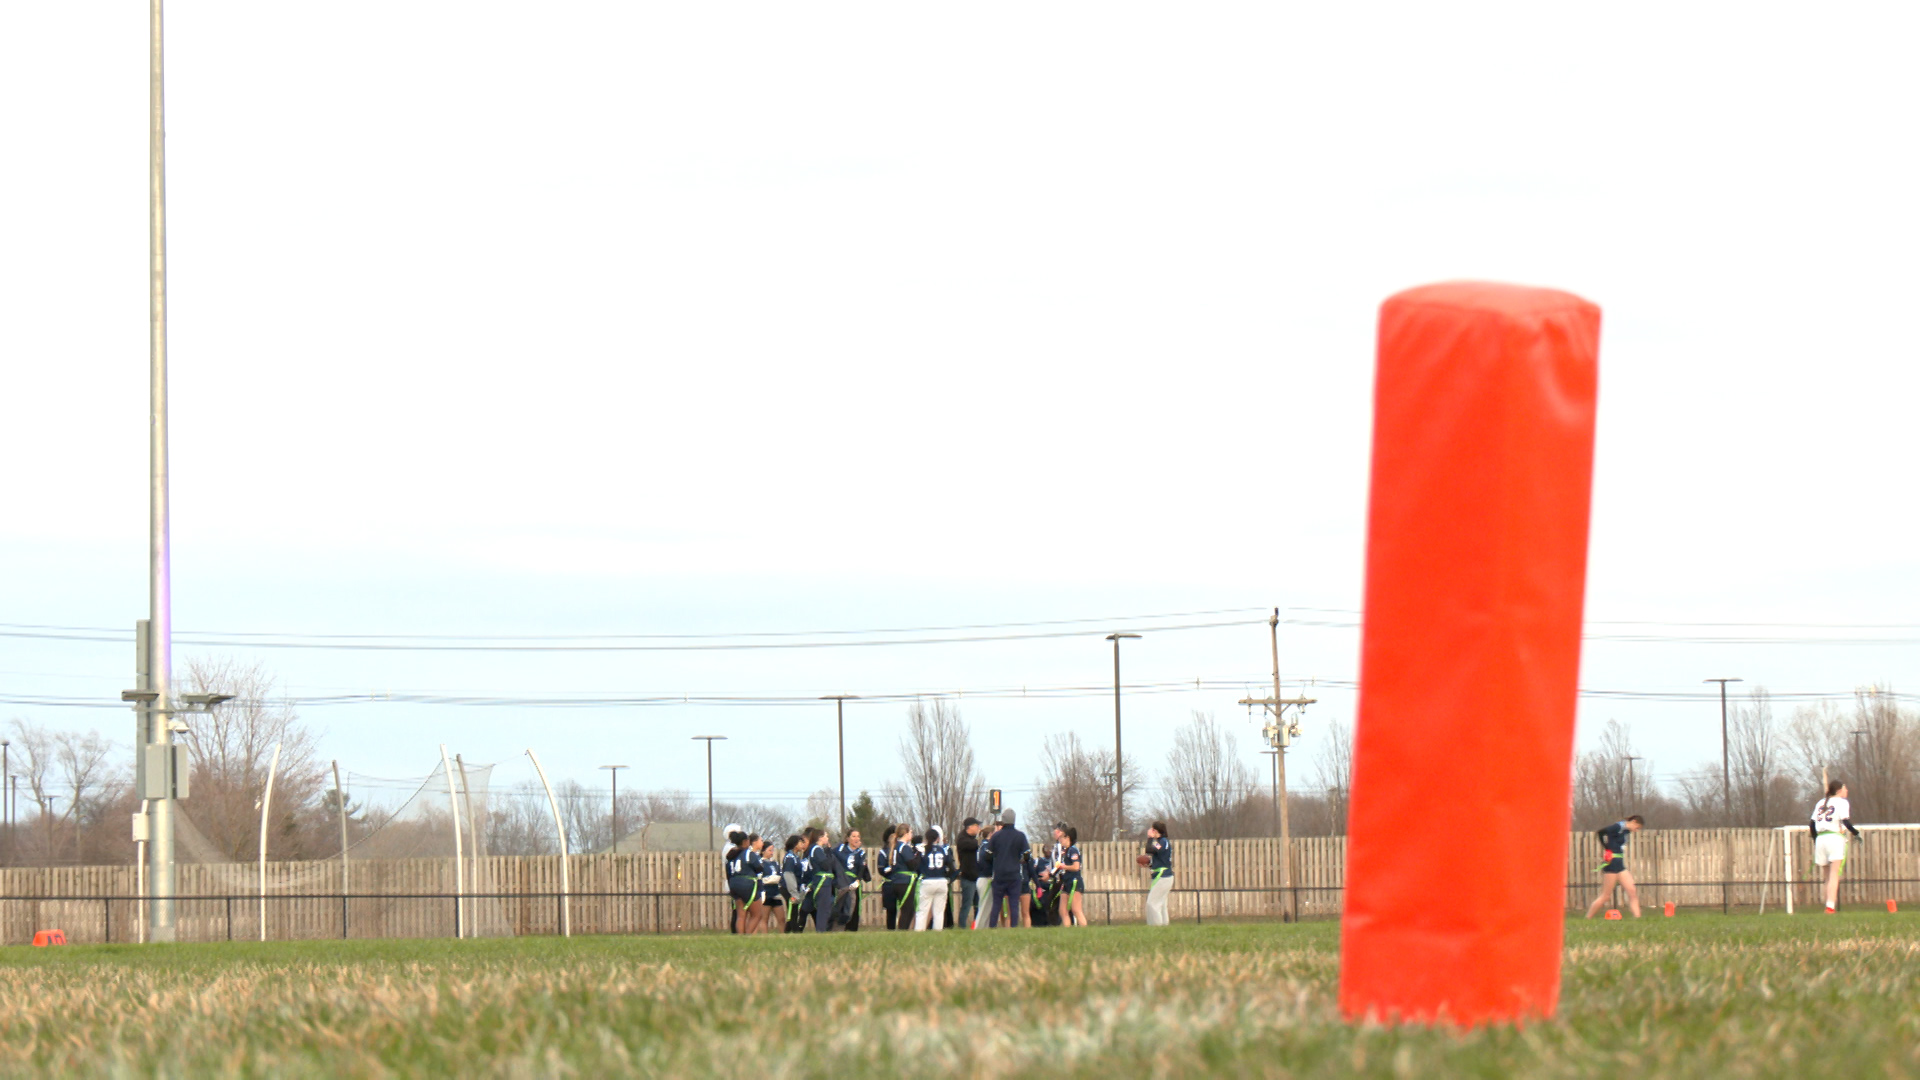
[1825,906,1838,914]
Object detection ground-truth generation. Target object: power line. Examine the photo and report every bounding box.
[0,616,1267,653]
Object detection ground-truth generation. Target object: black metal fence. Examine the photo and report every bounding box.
[4,878,1911,945]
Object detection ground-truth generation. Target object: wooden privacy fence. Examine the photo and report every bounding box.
[4,829,1917,944]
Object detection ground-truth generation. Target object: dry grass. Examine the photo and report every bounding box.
[1,914,1917,1076]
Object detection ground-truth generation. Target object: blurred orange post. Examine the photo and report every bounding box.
[1339,282,1601,1026]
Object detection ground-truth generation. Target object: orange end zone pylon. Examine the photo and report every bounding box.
[1339,282,1601,1026]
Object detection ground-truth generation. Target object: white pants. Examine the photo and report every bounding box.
[914,879,950,930]
[972,877,993,927]
[1144,875,1174,926]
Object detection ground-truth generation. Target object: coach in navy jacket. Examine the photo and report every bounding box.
[984,809,1030,928]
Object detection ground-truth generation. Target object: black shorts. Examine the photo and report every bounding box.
[1599,857,1625,875]
[728,877,760,904]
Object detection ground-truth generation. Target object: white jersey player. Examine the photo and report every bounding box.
[1810,781,1863,913]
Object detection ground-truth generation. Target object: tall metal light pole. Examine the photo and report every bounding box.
[1849,729,1868,783]
[1625,755,1643,803]
[598,765,628,852]
[1106,633,1140,841]
[692,737,727,851]
[1704,678,1742,823]
[145,0,178,944]
[821,696,858,832]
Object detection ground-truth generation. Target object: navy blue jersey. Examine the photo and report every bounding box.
[921,843,953,879]
[977,836,997,878]
[725,848,753,879]
[836,843,869,884]
[803,844,834,890]
[783,850,804,882]
[1058,844,1083,884]
[890,844,921,884]
[1031,854,1054,884]
[1597,822,1631,857]
[1146,837,1173,876]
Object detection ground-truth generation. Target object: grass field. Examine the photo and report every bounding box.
[3,914,1918,1077]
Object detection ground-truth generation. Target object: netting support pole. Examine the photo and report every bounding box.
[258,741,281,942]
[332,760,349,900]
[526,748,570,937]
[440,744,464,938]
[1784,827,1794,915]
[455,754,481,933]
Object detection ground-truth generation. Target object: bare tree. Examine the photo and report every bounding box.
[1721,687,1800,826]
[1789,687,1920,823]
[802,788,838,832]
[557,778,645,853]
[1571,720,1656,830]
[880,699,988,834]
[6,720,58,860]
[483,782,564,856]
[1030,732,1141,839]
[1312,721,1355,835]
[1154,711,1256,841]
[175,658,327,860]
[54,729,122,863]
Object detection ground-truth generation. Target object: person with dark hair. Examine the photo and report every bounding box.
[1584,814,1645,919]
[834,829,869,930]
[755,837,785,934]
[782,835,808,933]
[1143,822,1174,926]
[1027,847,1060,926]
[775,837,806,930]
[724,830,766,936]
[1053,824,1086,927]
[985,808,1030,928]
[886,824,921,930]
[955,818,983,929]
[802,827,838,932]
[1812,780,1864,913]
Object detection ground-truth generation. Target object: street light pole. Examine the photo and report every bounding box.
[692,737,727,851]
[145,0,178,944]
[598,765,628,852]
[1106,633,1140,841]
[821,696,859,833]
[1625,755,1642,803]
[1704,678,1742,823]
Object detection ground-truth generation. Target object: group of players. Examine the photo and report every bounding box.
[1584,780,1867,918]
[721,809,1177,933]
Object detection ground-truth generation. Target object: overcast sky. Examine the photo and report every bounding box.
[3,4,1917,819]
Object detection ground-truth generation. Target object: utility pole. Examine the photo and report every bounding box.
[1106,633,1140,841]
[1239,609,1315,919]
[1625,755,1642,803]
[821,696,858,832]
[598,765,628,852]
[1849,729,1868,786]
[144,0,176,942]
[692,736,727,850]
[1704,678,1742,823]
